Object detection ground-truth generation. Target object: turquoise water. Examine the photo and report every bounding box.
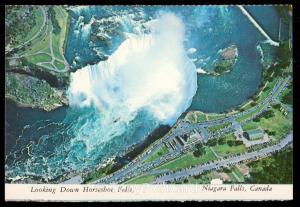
[5,6,287,182]
[5,100,159,181]
[65,6,285,112]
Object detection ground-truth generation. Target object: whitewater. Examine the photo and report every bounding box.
[6,6,282,182]
[68,13,197,126]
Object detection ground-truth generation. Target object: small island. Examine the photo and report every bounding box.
[4,5,293,190]
[212,45,238,75]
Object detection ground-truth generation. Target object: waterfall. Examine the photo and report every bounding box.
[68,13,197,126]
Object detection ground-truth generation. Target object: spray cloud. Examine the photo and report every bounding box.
[68,13,197,126]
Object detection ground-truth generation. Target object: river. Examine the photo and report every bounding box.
[5,5,289,182]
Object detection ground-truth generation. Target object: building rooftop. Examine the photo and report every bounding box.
[245,128,264,140]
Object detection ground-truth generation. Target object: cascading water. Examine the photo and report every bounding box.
[5,13,197,182]
[68,13,197,126]
[5,6,284,183]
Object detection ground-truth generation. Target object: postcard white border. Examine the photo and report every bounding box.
[5,184,293,201]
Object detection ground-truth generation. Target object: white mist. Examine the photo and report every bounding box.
[68,13,197,126]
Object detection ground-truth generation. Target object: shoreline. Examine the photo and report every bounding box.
[123,125,171,160]
[105,124,172,175]
[4,70,267,184]
[4,57,268,184]
[63,8,71,61]
[4,6,288,185]
[5,96,67,112]
[4,37,271,184]
[5,123,172,184]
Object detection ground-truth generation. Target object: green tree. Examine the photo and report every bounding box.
[281,90,292,105]
[234,140,244,146]
[253,117,260,122]
[218,138,226,145]
[261,110,275,119]
[277,41,292,69]
[272,103,281,109]
[227,140,235,147]
[246,148,293,184]
[195,143,203,149]
[193,147,206,157]
[206,139,217,147]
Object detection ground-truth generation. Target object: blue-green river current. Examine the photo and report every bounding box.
[5,6,288,182]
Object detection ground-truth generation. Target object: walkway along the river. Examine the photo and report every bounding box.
[155,133,292,183]
[237,5,279,46]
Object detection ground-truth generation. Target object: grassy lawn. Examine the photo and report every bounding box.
[18,23,51,58]
[240,100,254,111]
[280,87,291,101]
[236,102,266,123]
[212,144,246,157]
[207,122,231,133]
[51,6,69,63]
[17,6,69,70]
[20,7,44,44]
[154,147,217,172]
[41,47,51,55]
[144,144,169,163]
[237,78,279,117]
[207,114,226,121]
[229,166,245,182]
[240,108,292,140]
[54,60,65,70]
[228,171,241,183]
[46,6,69,67]
[241,123,257,131]
[52,33,64,61]
[197,113,207,123]
[212,133,247,157]
[185,111,207,123]
[257,79,278,103]
[236,109,256,123]
[54,6,68,51]
[174,171,218,184]
[40,62,54,69]
[124,174,157,184]
[26,53,52,64]
[40,47,51,54]
[83,164,114,183]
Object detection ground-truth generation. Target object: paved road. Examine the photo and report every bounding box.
[155,133,292,183]
[92,76,291,184]
[6,6,70,73]
[6,6,47,53]
[36,24,70,72]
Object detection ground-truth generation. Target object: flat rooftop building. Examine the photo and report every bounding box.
[244,129,264,140]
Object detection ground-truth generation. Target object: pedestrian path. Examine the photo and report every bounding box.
[155,133,292,183]
[237,5,279,46]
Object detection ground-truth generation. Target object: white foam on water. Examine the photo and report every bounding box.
[196,68,207,74]
[187,48,197,54]
[68,13,197,127]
